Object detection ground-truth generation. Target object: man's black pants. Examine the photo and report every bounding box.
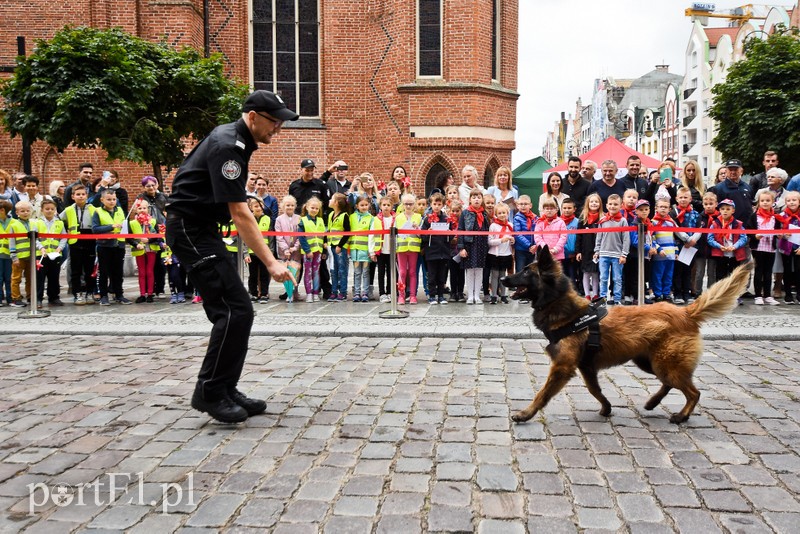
[166,216,253,401]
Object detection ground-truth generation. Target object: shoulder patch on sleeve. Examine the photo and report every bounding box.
[235,140,246,150]
[222,160,242,180]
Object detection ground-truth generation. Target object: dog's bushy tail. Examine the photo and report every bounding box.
[686,262,753,324]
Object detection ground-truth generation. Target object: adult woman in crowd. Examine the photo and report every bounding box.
[539,172,568,214]
[137,175,167,222]
[430,170,454,196]
[714,167,727,186]
[348,172,381,214]
[487,166,518,215]
[458,165,485,204]
[757,167,789,212]
[49,180,66,213]
[391,165,413,196]
[646,163,677,206]
[0,170,14,201]
[680,160,705,212]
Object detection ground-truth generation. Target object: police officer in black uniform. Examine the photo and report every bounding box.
[166,90,297,423]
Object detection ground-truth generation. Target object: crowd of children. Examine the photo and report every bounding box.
[2,166,799,310]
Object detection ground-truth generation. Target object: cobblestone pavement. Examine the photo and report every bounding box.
[1,335,799,533]
[2,294,799,340]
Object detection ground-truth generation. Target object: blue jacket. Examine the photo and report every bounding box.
[669,206,700,249]
[711,179,754,221]
[513,211,536,252]
[563,217,579,257]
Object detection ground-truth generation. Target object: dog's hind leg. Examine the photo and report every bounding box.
[644,385,672,411]
[669,379,700,424]
[512,364,576,422]
[578,366,612,416]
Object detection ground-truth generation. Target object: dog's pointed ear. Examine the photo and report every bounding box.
[536,244,555,270]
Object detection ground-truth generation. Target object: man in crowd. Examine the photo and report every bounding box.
[561,156,589,212]
[712,159,754,222]
[64,163,94,208]
[620,155,649,199]
[587,160,627,204]
[322,160,351,198]
[581,160,598,181]
[749,150,779,193]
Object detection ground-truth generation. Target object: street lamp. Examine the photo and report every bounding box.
[566,140,577,157]
[617,107,658,153]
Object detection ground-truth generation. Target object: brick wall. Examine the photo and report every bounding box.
[1,0,518,203]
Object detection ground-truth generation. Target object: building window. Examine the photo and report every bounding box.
[253,0,320,117]
[491,0,500,81]
[418,0,442,77]
[653,140,658,153]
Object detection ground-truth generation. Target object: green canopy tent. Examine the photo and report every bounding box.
[512,156,551,214]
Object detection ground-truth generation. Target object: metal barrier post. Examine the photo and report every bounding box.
[637,222,645,306]
[379,226,408,319]
[18,229,50,319]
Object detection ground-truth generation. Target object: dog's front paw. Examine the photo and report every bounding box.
[599,405,612,417]
[669,413,688,424]
[644,400,658,411]
[511,411,532,423]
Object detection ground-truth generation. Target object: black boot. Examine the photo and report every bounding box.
[191,391,248,423]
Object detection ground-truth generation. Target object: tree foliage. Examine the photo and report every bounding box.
[709,26,800,175]
[0,26,249,183]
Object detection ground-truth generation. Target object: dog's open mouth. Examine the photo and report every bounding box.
[509,286,528,300]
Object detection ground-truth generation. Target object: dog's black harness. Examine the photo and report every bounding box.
[543,300,608,362]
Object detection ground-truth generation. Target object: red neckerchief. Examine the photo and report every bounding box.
[637,216,651,226]
[492,217,513,234]
[468,205,485,228]
[541,215,558,229]
[522,210,536,231]
[599,212,622,224]
[715,216,735,243]
[586,211,600,225]
[561,214,576,226]
[779,207,799,226]
[381,212,396,231]
[447,213,460,229]
[704,209,720,220]
[652,213,676,227]
[757,207,776,225]
[676,205,693,224]
[621,208,632,221]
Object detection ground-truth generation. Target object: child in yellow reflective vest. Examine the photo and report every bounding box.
[35,198,67,306]
[349,195,373,302]
[395,193,422,304]
[128,199,162,303]
[247,197,272,303]
[327,193,350,301]
[8,200,38,307]
[298,197,326,302]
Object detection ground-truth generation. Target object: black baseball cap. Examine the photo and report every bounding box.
[300,159,315,169]
[725,159,743,168]
[242,90,299,121]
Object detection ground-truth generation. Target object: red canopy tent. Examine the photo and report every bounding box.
[543,137,663,177]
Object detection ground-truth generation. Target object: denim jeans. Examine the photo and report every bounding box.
[331,247,349,296]
[599,255,624,302]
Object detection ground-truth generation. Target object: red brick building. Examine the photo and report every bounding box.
[0,0,518,200]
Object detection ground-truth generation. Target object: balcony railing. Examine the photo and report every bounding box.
[683,142,696,153]
[682,115,697,127]
[683,87,696,99]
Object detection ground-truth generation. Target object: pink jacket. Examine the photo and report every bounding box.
[533,218,568,260]
[275,214,302,262]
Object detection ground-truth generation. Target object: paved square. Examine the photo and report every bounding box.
[1,335,799,532]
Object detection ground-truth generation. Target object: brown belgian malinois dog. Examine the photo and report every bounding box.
[501,245,752,424]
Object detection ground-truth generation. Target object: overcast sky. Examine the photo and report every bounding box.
[511,0,766,168]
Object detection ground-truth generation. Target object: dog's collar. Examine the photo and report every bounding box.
[544,300,608,345]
